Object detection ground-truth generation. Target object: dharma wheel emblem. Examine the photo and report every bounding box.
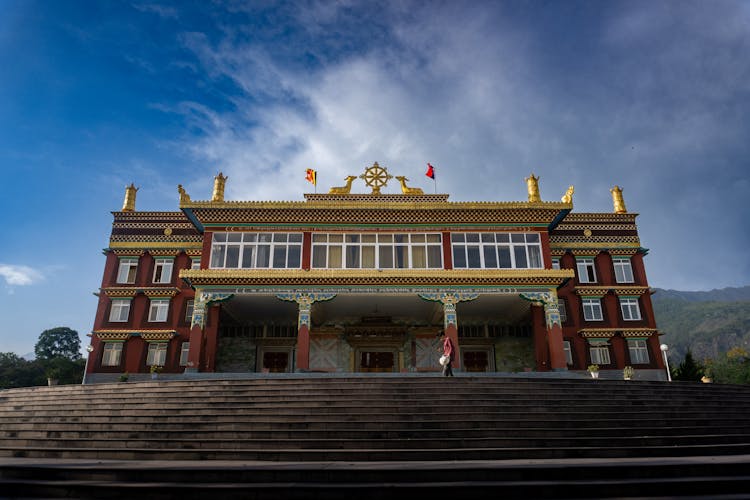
[360,162,393,195]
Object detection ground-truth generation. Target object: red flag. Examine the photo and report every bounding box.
[425,163,435,179]
[305,168,317,185]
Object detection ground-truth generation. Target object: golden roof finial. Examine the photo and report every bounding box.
[561,185,574,204]
[121,183,138,212]
[360,162,393,195]
[211,172,228,202]
[178,184,191,204]
[525,173,541,202]
[610,185,627,213]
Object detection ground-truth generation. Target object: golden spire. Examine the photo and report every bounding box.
[211,172,228,202]
[525,173,541,202]
[610,185,627,213]
[121,183,138,212]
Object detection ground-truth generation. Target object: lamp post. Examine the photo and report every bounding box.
[660,344,672,382]
[81,344,94,385]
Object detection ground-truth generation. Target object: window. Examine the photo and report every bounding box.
[109,299,131,322]
[576,258,597,283]
[146,343,168,366]
[558,299,567,323]
[191,258,201,270]
[613,257,634,283]
[590,344,611,365]
[582,298,603,321]
[210,232,302,269]
[551,258,561,270]
[179,342,190,366]
[451,232,543,269]
[184,299,194,323]
[620,297,642,321]
[101,343,123,366]
[116,258,138,284]
[563,340,573,365]
[148,299,170,322]
[312,233,442,269]
[152,258,174,284]
[628,339,650,364]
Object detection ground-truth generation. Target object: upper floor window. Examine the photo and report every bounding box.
[551,258,561,270]
[116,258,138,284]
[620,297,642,321]
[184,299,194,323]
[627,339,650,364]
[558,299,567,323]
[210,232,302,269]
[613,257,635,283]
[563,340,573,365]
[179,342,190,366]
[109,299,131,322]
[190,258,201,270]
[146,343,168,367]
[582,298,603,321]
[101,342,123,366]
[576,258,597,283]
[589,344,611,365]
[152,258,174,284]
[451,232,542,269]
[311,233,442,269]
[148,299,170,322]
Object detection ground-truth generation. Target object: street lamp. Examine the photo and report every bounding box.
[660,344,672,382]
[81,344,94,385]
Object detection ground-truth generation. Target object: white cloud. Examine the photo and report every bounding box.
[0,264,44,286]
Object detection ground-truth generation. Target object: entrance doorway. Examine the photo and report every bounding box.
[359,351,395,372]
[262,351,290,373]
[463,350,490,372]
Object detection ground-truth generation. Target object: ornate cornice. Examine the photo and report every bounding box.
[103,288,138,298]
[111,249,146,257]
[92,330,133,341]
[103,287,180,297]
[574,286,649,296]
[143,288,180,298]
[613,286,650,296]
[621,328,658,337]
[575,287,611,297]
[108,241,203,249]
[140,330,178,342]
[579,329,617,338]
[180,268,574,288]
[548,240,641,248]
[578,328,658,338]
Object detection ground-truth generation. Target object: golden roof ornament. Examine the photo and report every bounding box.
[211,172,228,202]
[360,162,393,195]
[610,185,627,213]
[525,173,541,202]
[178,184,191,204]
[328,176,357,194]
[121,183,138,212]
[561,185,574,204]
[395,176,424,195]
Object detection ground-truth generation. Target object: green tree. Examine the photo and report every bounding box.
[34,327,81,361]
[705,347,750,385]
[0,352,46,389]
[673,350,704,382]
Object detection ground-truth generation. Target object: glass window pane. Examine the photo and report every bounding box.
[528,246,542,268]
[481,233,494,242]
[258,234,272,242]
[362,234,376,243]
[346,246,360,268]
[213,233,226,242]
[328,246,342,268]
[511,234,525,243]
[256,245,270,267]
[496,233,509,243]
[467,246,481,268]
[226,246,240,268]
[394,234,407,243]
[378,234,393,243]
[312,246,326,267]
[312,234,327,242]
[466,233,480,243]
[273,246,287,268]
[379,246,393,268]
[361,246,376,268]
[483,246,497,268]
[426,234,441,243]
[244,233,257,242]
[287,246,301,268]
[394,246,408,268]
[273,233,288,242]
[345,234,360,243]
[498,247,512,268]
[451,233,465,243]
[410,234,425,243]
[427,246,442,268]
[412,246,426,268]
[329,234,343,243]
[227,233,242,242]
[453,246,467,268]
[241,246,255,268]
[526,233,540,243]
[514,246,527,268]
[211,245,225,268]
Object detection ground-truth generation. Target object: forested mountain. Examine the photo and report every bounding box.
[652,286,750,363]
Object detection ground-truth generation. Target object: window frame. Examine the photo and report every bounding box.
[620,297,642,321]
[582,297,604,321]
[101,342,123,367]
[210,232,303,269]
[563,340,573,366]
[148,299,170,323]
[311,233,443,270]
[116,258,138,284]
[451,232,543,270]
[184,299,194,323]
[627,339,650,364]
[146,343,168,367]
[576,257,597,283]
[179,342,190,366]
[590,344,611,365]
[152,258,174,284]
[613,257,635,283]
[108,299,131,323]
[558,298,567,323]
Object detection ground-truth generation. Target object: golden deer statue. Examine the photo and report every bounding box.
[561,185,574,204]
[328,176,357,194]
[395,176,424,195]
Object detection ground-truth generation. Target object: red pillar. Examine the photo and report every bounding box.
[531,305,549,371]
[296,323,310,371]
[548,323,567,371]
[445,323,461,369]
[186,324,203,372]
[203,305,220,372]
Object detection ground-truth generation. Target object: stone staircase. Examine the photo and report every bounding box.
[1,376,750,498]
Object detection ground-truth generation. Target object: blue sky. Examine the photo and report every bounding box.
[1,0,749,356]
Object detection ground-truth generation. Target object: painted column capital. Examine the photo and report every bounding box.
[191,289,233,330]
[419,291,479,329]
[520,290,561,329]
[277,292,337,329]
